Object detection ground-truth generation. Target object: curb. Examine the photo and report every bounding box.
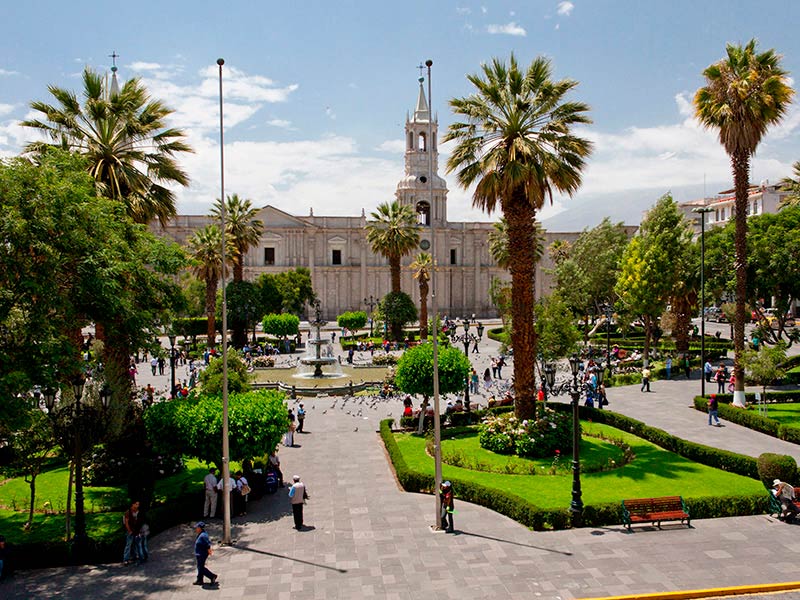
[578,581,800,600]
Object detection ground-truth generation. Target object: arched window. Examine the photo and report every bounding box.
[416,200,431,226]
[432,132,437,151]
[418,132,427,152]
[408,131,414,150]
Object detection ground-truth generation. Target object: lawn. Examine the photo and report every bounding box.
[394,421,764,509]
[752,402,800,426]
[0,458,210,545]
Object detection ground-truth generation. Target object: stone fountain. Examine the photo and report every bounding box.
[295,300,344,379]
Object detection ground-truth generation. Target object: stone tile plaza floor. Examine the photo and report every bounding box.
[7,330,800,599]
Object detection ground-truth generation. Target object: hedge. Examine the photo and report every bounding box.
[692,395,800,444]
[381,406,767,530]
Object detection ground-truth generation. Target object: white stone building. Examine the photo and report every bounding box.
[154,79,587,319]
[678,181,789,234]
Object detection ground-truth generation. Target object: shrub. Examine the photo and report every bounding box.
[199,353,252,394]
[395,343,471,398]
[372,353,398,366]
[262,313,300,338]
[757,453,798,490]
[478,409,572,458]
[250,355,275,368]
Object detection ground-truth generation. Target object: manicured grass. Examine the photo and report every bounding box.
[440,429,624,475]
[0,458,211,544]
[753,402,800,426]
[394,421,764,509]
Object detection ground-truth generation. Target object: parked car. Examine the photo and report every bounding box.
[760,308,796,329]
[705,307,727,323]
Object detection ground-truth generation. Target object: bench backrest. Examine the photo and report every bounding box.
[624,496,684,514]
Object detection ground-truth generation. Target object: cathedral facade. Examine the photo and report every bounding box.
[155,80,577,320]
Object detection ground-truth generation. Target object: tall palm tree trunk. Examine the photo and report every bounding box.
[731,150,750,406]
[505,194,538,419]
[231,259,246,347]
[419,281,429,340]
[206,280,218,348]
[390,257,402,294]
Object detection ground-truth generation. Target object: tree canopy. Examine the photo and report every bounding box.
[395,342,471,398]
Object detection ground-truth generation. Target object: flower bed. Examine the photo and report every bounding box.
[478,408,572,458]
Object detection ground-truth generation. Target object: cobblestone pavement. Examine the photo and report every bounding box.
[7,326,800,599]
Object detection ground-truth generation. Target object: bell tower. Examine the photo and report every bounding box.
[395,77,448,227]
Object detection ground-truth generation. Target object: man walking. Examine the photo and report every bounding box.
[203,468,218,518]
[640,366,651,393]
[296,403,306,433]
[193,522,218,586]
[708,394,721,426]
[288,475,308,530]
[440,481,455,533]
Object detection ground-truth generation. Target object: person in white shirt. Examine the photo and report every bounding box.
[288,475,308,530]
[235,471,250,516]
[203,468,218,518]
[217,474,236,516]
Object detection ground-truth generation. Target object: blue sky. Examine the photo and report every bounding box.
[2,0,800,228]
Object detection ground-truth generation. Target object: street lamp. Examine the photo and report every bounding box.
[544,362,556,401]
[693,206,714,398]
[100,384,113,411]
[168,333,177,398]
[463,319,470,333]
[568,354,584,527]
[43,387,57,414]
[476,322,484,341]
[71,375,88,550]
[363,295,377,337]
[602,303,613,378]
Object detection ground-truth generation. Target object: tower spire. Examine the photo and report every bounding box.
[414,77,429,121]
[108,50,120,96]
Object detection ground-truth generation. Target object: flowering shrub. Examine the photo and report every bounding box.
[478,409,574,458]
[372,353,399,366]
[85,445,184,486]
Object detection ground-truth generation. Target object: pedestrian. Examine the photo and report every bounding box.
[715,365,726,394]
[708,394,721,426]
[472,338,479,353]
[665,355,672,380]
[704,360,713,383]
[123,500,143,565]
[296,403,306,433]
[268,449,284,487]
[598,383,608,408]
[216,473,236,515]
[490,357,498,378]
[150,356,158,376]
[496,356,505,379]
[483,368,492,392]
[440,481,454,533]
[284,409,296,447]
[235,471,250,516]
[203,468,218,518]
[470,368,479,394]
[158,355,165,375]
[640,366,651,392]
[288,475,309,530]
[0,535,8,581]
[772,479,799,523]
[683,354,691,379]
[192,522,218,586]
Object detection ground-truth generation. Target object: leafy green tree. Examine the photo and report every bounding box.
[395,342,471,400]
[409,253,432,339]
[337,311,367,340]
[225,280,261,347]
[535,292,581,361]
[695,39,794,402]
[8,409,56,531]
[199,354,252,395]
[262,313,301,338]
[744,343,787,406]
[488,276,512,327]
[272,268,316,315]
[445,54,592,420]
[614,194,693,364]
[379,292,417,341]
[21,68,191,226]
[668,232,699,353]
[255,273,283,316]
[554,218,629,333]
[366,201,420,300]
[144,390,289,468]
[179,273,206,318]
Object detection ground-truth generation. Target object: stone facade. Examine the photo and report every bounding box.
[153,80,591,320]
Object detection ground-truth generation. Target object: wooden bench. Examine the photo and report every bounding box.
[622,496,690,530]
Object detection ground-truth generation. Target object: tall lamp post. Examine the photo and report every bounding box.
[567,354,584,527]
[363,295,377,337]
[476,322,484,348]
[692,206,714,398]
[602,303,613,378]
[168,333,177,398]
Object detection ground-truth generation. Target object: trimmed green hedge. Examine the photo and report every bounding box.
[381,405,767,530]
[692,395,800,443]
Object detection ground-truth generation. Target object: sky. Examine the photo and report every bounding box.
[2,0,800,230]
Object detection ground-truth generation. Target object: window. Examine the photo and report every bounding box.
[332,249,342,265]
[264,247,275,266]
[416,200,430,226]
[418,132,427,152]
[450,249,457,265]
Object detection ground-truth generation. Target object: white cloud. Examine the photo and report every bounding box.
[456,6,471,15]
[375,139,405,153]
[0,104,15,117]
[557,1,574,16]
[481,6,488,14]
[130,62,163,71]
[487,22,527,36]
[0,69,18,76]
[266,118,293,129]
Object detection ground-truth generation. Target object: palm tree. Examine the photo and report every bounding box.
[366,201,420,294]
[445,55,592,419]
[21,68,192,226]
[210,194,263,283]
[410,252,432,340]
[488,217,544,270]
[210,194,263,347]
[187,225,230,348]
[780,161,800,207]
[694,39,794,404]
[548,239,572,266]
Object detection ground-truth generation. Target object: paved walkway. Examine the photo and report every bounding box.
[7,331,800,599]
